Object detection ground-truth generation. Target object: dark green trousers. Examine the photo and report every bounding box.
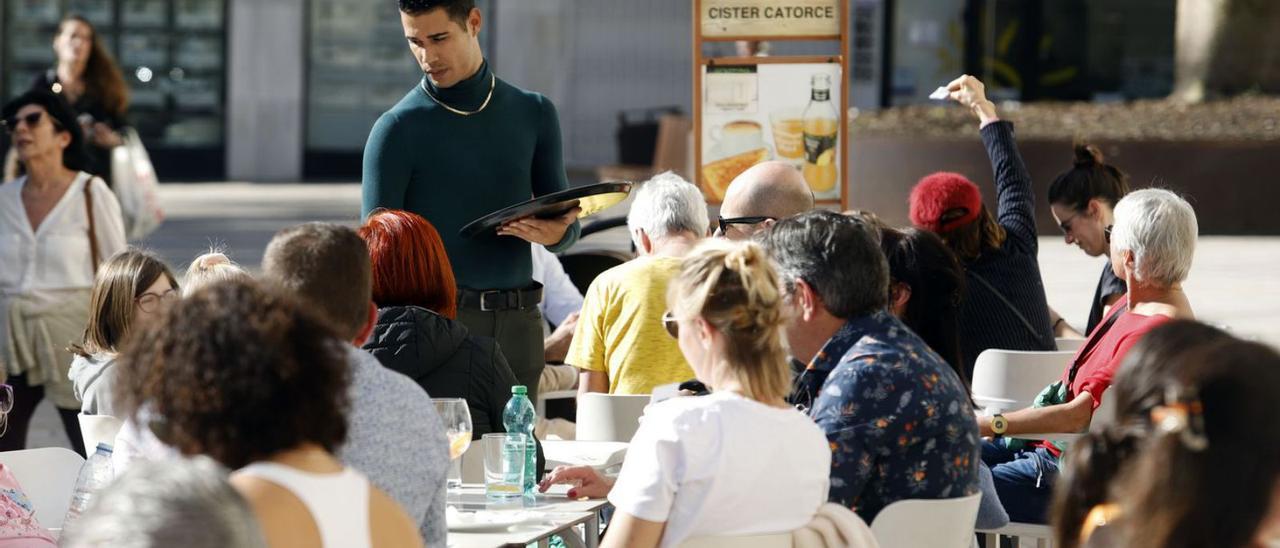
[456,305,546,402]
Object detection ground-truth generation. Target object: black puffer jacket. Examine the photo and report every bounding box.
[363,305,546,479]
[362,305,519,437]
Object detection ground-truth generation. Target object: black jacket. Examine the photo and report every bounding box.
[363,305,518,437]
[362,305,546,478]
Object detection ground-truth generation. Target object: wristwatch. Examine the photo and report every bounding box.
[990,414,1009,437]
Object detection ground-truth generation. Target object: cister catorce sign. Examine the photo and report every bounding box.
[700,0,841,38]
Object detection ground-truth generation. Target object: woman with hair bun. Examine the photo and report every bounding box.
[1047,143,1132,337]
[182,250,251,297]
[592,239,832,547]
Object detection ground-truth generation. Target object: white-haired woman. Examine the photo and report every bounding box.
[567,172,709,396]
[978,188,1198,524]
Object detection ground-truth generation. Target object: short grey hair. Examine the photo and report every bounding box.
[627,172,710,241]
[1110,188,1198,287]
[762,210,888,318]
[61,456,266,548]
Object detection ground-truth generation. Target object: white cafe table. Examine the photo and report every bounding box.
[446,484,609,548]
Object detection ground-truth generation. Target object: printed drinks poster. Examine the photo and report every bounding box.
[701,63,842,203]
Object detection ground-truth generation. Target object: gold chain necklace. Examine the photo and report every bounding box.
[421,73,496,116]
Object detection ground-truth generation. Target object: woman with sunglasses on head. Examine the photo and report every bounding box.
[1046,144,1130,338]
[70,249,178,418]
[0,89,126,454]
[546,239,832,547]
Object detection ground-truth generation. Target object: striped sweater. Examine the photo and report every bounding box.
[959,121,1056,378]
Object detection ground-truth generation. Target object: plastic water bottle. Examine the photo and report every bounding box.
[64,443,115,526]
[502,385,537,496]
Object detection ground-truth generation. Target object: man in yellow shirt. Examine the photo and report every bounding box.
[567,173,708,395]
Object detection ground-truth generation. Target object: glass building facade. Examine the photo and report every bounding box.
[1,0,228,179]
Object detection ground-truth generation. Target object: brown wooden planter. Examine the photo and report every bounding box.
[850,137,1280,235]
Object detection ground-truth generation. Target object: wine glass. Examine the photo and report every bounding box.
[432,398,472,490]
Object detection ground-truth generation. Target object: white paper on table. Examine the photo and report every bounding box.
[542,440,628,469]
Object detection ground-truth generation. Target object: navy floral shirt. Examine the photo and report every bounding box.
[792,310,981,522]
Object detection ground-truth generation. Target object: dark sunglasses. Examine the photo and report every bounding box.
[662,311,679,338]
[1,111,57,134]
[717,215,775,234]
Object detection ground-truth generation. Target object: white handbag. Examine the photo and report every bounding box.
[110,127,164,240]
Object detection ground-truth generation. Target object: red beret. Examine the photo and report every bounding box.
[909,172,983,233]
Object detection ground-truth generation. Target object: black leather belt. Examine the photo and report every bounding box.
[457,284,543,312]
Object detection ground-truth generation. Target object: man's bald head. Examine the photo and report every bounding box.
[717,161,815,240]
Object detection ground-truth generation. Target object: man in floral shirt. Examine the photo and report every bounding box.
[763,210,980,522]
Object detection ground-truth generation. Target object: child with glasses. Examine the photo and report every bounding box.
[70,249,179,418]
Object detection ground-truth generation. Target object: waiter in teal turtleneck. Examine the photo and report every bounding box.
[362,0,580,401]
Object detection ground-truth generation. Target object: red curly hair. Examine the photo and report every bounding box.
[358,209,458,319]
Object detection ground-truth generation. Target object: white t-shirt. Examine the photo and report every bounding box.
[530,243,583,327]
[608,391,831,547]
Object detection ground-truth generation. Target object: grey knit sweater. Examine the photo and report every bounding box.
[339,347,450,545]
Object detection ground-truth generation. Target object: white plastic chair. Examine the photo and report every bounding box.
[870,493,982,548]
[679,533,793,547]
[78,413,123,453]
[0,447,86,531]
[1055,337,1085,352]
[979,522,1053,548]
[971,350,1075,414]
[575,393,650,442]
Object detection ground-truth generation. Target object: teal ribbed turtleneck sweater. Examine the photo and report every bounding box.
[362,61,580,290]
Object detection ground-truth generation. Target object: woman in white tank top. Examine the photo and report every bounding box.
[111,280,423,548]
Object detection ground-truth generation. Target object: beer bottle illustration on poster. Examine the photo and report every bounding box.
[701,63,842,202]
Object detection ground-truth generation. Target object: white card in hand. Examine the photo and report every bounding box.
[929,86,951,100]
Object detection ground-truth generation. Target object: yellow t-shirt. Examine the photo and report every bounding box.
[566,255,694,394]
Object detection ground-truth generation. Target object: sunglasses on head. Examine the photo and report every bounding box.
[1,111,59,134]
[717,215,775,234]
[662,311,679,338]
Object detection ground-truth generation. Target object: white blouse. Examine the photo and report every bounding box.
[608,391,832,547]
[0,172,127,357]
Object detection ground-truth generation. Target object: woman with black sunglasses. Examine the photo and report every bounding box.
[0,89,126,455]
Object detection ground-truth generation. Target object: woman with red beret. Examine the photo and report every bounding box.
[908,75,1056,380]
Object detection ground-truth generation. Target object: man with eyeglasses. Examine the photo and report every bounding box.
[714,160,814,240]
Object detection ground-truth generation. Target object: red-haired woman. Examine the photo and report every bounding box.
[358,209,519,438]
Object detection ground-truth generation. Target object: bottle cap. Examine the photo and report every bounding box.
[512,385,527,395]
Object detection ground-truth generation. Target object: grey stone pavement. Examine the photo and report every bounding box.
[27,183,1280,449]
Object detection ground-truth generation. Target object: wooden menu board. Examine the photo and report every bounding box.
[693,0,850,207]
[700,0,841,38]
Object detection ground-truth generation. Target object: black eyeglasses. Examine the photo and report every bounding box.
[135,288,179,313]
[662,311,679,338]
[1,111,57,134]
[717,215,775,234]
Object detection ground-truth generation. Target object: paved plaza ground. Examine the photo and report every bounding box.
[27,183,1280,450]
